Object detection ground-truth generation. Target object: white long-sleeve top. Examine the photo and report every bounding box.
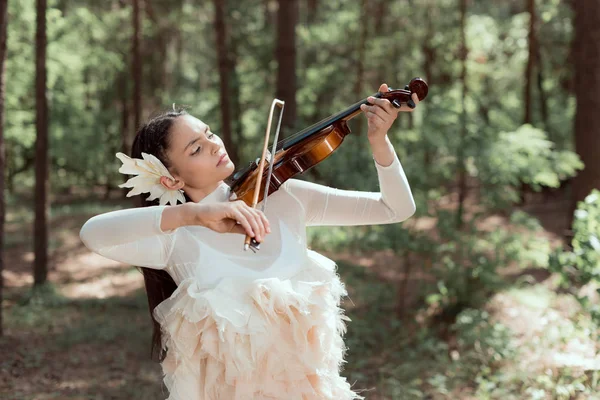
[79,152,415,287]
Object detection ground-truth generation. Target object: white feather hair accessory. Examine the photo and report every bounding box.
[116,152,186,206]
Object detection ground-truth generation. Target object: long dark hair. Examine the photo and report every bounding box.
[129,108,189,362]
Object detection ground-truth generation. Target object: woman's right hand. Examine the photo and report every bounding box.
[186,201,270,242]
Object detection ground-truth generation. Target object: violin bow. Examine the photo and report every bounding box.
[244,98,285,252]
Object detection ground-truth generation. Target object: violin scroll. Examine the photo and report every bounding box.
[377,77,428,109]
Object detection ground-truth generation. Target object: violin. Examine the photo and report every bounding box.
[228,77,428,251]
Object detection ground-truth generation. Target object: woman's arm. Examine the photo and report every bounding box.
[79,206,180,269]
[283,84,418,227]
[284,137,416,227]
[80,201,270,268]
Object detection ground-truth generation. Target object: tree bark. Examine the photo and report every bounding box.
[523,0,535,125]
[456,0,468,229]
[519,0,537,204]
[213,0,238,165]
[374,0,386,36]
[131,0,143,131]
[571,0,600,214]
[0,0,8,336]
[229,20,243,159]
[536,46,550,137]
[34,0,49,286]
[306,0,317,23]
[275,0,298,134]
[353,0,368,137]
[119,69,130,156]
[422,0,436,172]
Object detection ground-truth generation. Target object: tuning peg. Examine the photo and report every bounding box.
[404,85,410,90]
[392,99,402,109]
[407,98,416,109]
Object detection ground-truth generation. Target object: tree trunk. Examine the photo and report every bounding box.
[306,0,317,23]
[120,69,130,153]
[456,0,468,230]
[0,0,8,336]
[519,0,536,204]
[536,46,550,137]
[523,0,535,125]
[422,0,436,173]
[571,0,600,217]
[353,0,368,137]
[132,0,142,131]
[213,0,238,165]
[275,0,298,134]
[373,0,386,36]
[229,23,243,158]
[34,0,49,286]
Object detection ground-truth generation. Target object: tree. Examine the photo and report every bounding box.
[456,0,468,229]
[213,0,238,165]
[520,0,536,204]
[572,0,600,213]
[34,0,49,286]
[523,0,536,125]
[275,0,298,134]
[0,0,8,335]
[131,0,142,134]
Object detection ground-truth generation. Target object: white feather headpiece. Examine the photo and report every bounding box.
[116,152,186,206]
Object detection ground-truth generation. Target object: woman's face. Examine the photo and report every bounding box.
[166,114,235,191]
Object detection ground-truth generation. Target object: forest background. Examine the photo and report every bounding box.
[0,0,599,399]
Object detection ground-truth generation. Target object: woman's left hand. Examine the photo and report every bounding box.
[360,83,420,143]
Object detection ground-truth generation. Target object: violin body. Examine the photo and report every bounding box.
[229,78,428,206]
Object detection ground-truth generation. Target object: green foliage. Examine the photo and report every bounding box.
[478,125,583,207]
[550,189,600,324]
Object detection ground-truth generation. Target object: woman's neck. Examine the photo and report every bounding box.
[184,181,225,203]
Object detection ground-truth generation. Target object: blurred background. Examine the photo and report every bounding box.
[0,0,599,399]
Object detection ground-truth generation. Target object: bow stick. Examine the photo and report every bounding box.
[244,98,285,252]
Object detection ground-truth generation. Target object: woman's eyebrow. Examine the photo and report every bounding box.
[183,126,210,152]
[184,137,200,152]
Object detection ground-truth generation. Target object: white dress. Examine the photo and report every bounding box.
[79,152,415,400]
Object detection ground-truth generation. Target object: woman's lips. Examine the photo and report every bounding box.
[217,153,228,167]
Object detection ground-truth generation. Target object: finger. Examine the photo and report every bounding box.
[369,104,392,121]
[362,103,390,118]
[232,210,254,237]
[228,221,247,235]
[399,103,416,112]
[256,209,271,233]
[248,208,266,241]
[367,96,394,115]
[378,83,389,93]
[239,206,262,241]
[411,92,420,106]
[367,110,387,126]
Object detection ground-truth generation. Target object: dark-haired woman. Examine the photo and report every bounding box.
[80,84,420,400]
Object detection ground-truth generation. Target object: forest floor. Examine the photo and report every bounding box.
[0,191,599,400]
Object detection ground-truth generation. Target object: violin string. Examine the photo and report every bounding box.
[275,96,372,151]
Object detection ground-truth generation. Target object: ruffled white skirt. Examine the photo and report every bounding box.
[153,250,365,400]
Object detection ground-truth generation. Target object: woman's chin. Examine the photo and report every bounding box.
[220,162,235,177]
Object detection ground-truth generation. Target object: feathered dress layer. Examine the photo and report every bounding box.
[153,250,365,400]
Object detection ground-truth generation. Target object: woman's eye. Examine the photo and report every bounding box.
[192,146,201,155]
[208,133,215,139]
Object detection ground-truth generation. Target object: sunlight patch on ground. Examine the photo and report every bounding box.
[59,253,145,299]
[60,270,145,299]
[491,285,600,373]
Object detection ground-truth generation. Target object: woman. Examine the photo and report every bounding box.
[80,83,420,400]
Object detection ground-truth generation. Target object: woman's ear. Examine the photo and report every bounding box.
[160,175,184,190]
